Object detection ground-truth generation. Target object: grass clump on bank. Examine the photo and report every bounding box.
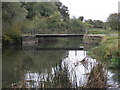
[88,36,119,69]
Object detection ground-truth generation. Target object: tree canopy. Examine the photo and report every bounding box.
[107,13,120,30]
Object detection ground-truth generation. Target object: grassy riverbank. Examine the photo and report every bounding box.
[87,28,118,35]
[88,30,119,69]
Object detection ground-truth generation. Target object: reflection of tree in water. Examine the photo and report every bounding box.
[37,37,83,48]
[2,47,61,88]
[21,56,34,70]
[11,61,73,88]
[2,48,23,88]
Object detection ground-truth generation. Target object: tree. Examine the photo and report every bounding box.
[68,17,85,34]
[85,19,104,28]
[93,20,104,28]
[2,2,27,23]
[55,2,69,22]
[78,16,84,21]
[48,11,62,32]
[22,2,58,19]
[107,13,120,30]
[21,2,61,34]
[85,19,94,26]
[2,2,27,44]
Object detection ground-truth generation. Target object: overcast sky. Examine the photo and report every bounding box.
[60,0,119,21]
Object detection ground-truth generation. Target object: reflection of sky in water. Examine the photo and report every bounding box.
[107,71,119,88]
[25,50,98,87]
[25,50,119,88]
[25,72,48,87]
[62,50,97,87]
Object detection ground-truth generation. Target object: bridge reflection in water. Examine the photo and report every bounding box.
[21,34,84,48]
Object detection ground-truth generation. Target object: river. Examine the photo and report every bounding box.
[2,37,120,88]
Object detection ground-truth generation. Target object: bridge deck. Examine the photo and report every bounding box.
[22,34,108,38]
[22,46,84,50]
[35,34,84,37]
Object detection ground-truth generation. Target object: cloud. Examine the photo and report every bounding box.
[60,0,119,21]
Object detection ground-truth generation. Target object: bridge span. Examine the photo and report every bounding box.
[21,34,104,45]
[22,34,84,38]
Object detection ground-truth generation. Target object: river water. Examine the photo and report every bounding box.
[2,37,120,88]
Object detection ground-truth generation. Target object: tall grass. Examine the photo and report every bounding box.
[85,63,107,88]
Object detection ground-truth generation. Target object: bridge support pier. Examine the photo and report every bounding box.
[21,35,38,45]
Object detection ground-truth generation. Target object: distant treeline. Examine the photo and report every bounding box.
[2,1,119,45]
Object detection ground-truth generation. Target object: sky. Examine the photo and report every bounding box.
[60,0,119,21]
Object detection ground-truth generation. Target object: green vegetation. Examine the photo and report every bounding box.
[85,19,104,28]
[2,2,27,45]
[87,28,118,34]
[2,2,85,45]
[87,28,108,34]
[83,13,119,69]
[88,36,119,69]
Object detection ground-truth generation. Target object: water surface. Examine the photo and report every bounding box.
[2,37,120,88]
